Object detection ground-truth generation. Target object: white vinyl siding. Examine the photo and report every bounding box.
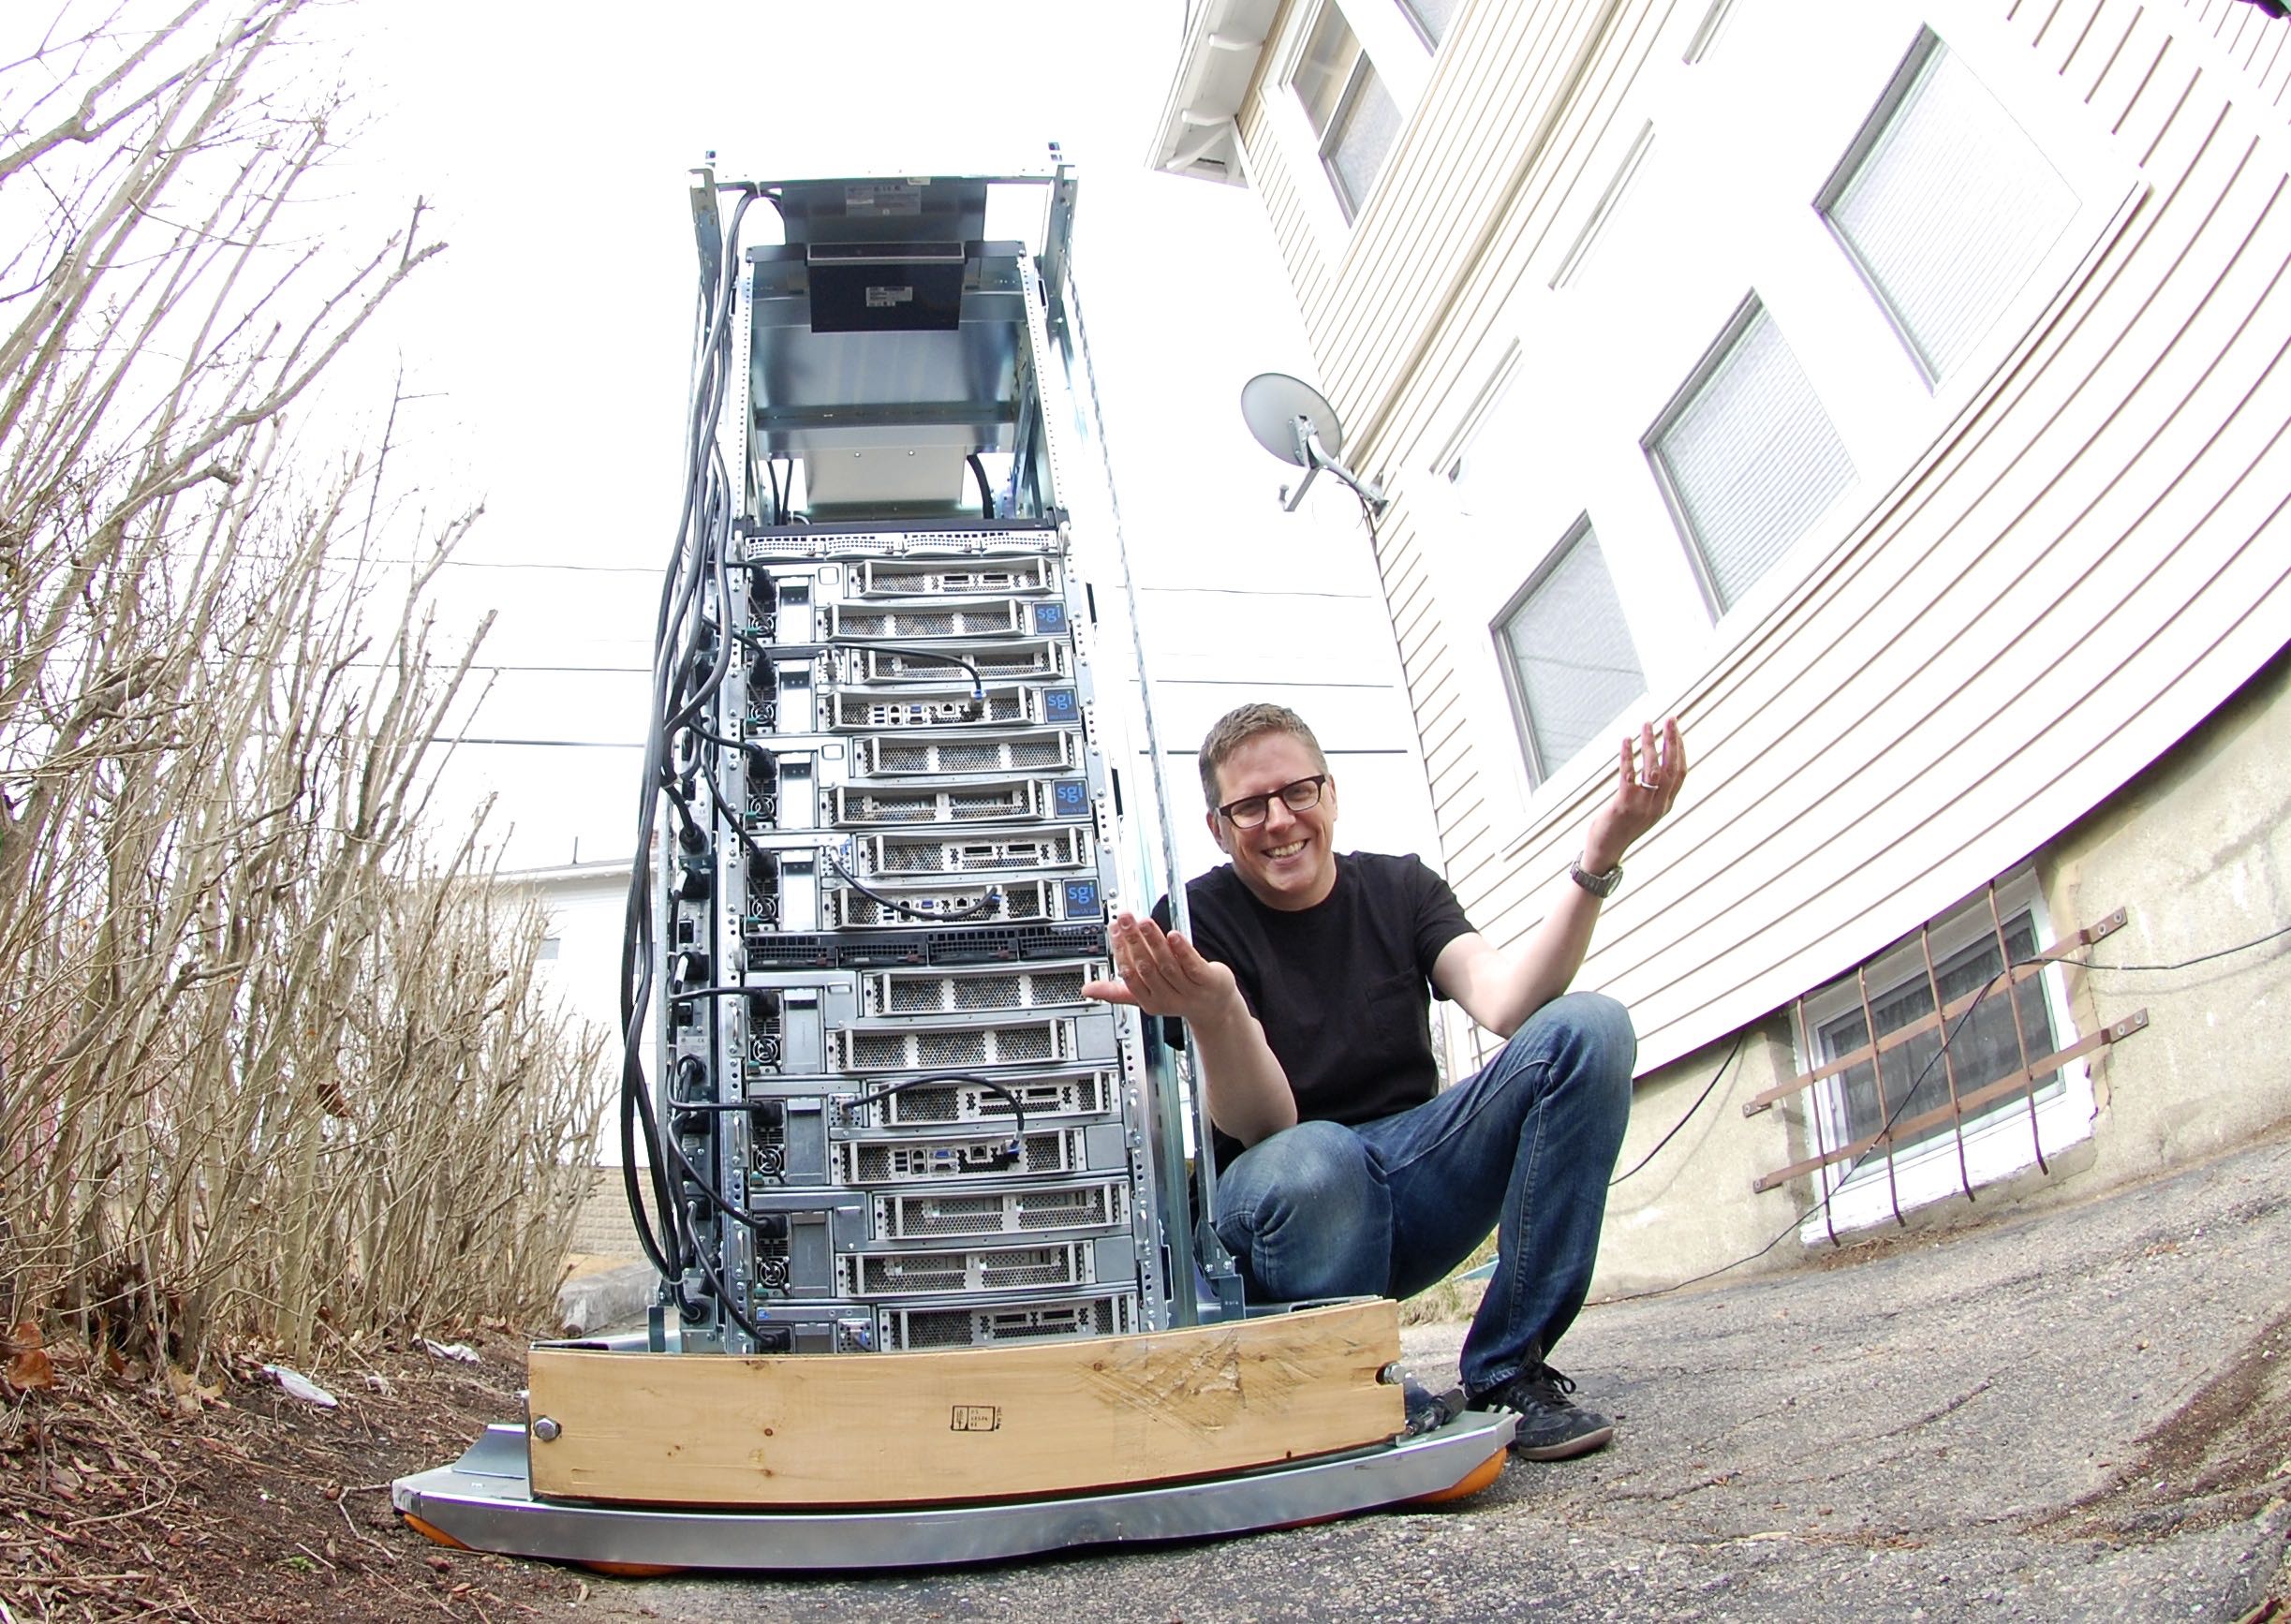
[1821,33,2081,385]
[1235,0,2286,1083]
[1646,301,1856,616]
[1495,522,1647,784]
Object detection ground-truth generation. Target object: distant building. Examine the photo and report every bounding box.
[1153,0,2291,1283]
[509,855,643,1257]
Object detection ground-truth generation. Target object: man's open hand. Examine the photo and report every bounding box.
[1583,716,1688,872]
[1083,911,1242,1026]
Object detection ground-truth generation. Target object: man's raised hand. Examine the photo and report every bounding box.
[1083,911,1241,1025]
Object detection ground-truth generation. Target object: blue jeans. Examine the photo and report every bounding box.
[1208,992,1635,1396]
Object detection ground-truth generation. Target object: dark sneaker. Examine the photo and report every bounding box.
[1467,1365,1616,1460]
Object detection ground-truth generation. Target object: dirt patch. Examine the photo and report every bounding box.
[0,1328,586,1622]
[2032,1302,2291,1547]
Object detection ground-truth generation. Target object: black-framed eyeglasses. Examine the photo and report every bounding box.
[1216,775,1328,829]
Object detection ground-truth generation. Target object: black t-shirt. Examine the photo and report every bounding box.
[1159,852,1475,1170]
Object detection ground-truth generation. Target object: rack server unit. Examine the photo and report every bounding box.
[645,170,1181,1356]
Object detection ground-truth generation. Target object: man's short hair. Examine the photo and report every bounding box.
[1197,703,1328,810]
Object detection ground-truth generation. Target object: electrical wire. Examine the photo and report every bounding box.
[820,847,1003,923]
[1609,1031,1744,1187]
[835,1073,1031,1155]
[619,182,762,1295]
[967,453,996,522]
[726,625,989,705]
[2073,919,2291,973]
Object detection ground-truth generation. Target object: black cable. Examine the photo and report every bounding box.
[835,1073,1030,1154]
[1601,973,2009,1306]
[619,183,761,1283]
[820,847,1003,923]
[728,626,988,703]
[1610,1031,1743,1187]
[2069,920,2291,973]
[766,458,784,527]
[967,453,995,522]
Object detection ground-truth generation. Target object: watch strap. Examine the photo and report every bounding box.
[1569,858,1624,898]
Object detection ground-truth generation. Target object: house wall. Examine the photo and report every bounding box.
[1597,640,2291,1289]
[1222,0,2291,1275]
[515,862,646,1259]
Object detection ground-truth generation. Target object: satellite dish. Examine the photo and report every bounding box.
[1240,373,1344,467]
[1238,372,1386,516]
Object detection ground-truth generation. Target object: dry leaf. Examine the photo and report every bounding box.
[4,1322,53,1392]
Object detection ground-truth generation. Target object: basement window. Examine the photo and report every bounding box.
[1793,869,2094,1235]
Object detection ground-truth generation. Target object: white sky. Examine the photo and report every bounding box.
[160,3,1440,880]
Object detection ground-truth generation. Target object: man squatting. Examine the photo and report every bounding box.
[1084,702,1687,1459]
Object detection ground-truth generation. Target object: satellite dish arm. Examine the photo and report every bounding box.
[1279,417,1384,516]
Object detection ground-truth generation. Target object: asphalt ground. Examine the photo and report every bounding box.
[583,1123,2291,1623]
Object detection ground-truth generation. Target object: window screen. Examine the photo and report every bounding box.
[1822,33,2079,384]
[1291,5,1401,221]
[1401,0,1460,46]
[1647,299,1855,614]
[1496,523,1647,784]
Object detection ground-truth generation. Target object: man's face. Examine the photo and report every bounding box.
[1205,730,1339,911]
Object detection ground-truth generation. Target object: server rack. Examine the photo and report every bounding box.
[627,168,1213,1356]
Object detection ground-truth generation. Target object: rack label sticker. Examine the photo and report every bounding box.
[846,183,923,215]
[950,1405,1002,1432]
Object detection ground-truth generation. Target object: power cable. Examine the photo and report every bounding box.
[1609,1031,1743,1187]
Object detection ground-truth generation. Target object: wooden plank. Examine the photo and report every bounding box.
[525,1301,1403,1508]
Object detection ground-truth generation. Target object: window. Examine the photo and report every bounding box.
[1792,869,2093,1234]
[1494,520,1647,784]
[1646,298,1855,616]
[1819,32,2080,386]
[1811,913,2058,1165]
[1399,0,1459,47]
[1291,5,1406,221]
[539,936,562,962]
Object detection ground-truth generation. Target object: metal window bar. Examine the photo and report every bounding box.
[1912,918,1978,1205]
[1753,902,2145,1201]
[1791,998,1842,1248]
[1742,907,2129,1115]
[1849,962,1909,1230]
[1988,880,2050,1179]
[1752,1011,2146,1193]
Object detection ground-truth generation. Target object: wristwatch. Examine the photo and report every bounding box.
[1569,858,1625,898]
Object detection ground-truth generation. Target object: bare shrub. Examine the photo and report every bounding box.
[0,2,607,1367]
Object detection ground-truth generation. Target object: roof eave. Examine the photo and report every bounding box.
[1146,0,1279,185]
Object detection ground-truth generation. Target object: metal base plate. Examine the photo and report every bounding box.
[392,1413,1515,1572]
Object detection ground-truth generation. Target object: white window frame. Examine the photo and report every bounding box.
[1264,0,1439,256]
[1796,869,2094,1238]
[1490,515,1649,788]
[1815,28,2085,390]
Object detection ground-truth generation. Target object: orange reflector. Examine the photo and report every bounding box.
[402,1513,470,1550]
[1407,1446,1507,1504]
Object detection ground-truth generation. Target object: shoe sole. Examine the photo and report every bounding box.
[1512,1423,1615,1462]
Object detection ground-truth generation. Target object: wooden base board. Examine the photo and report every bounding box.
[525,1301,1404,1508]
